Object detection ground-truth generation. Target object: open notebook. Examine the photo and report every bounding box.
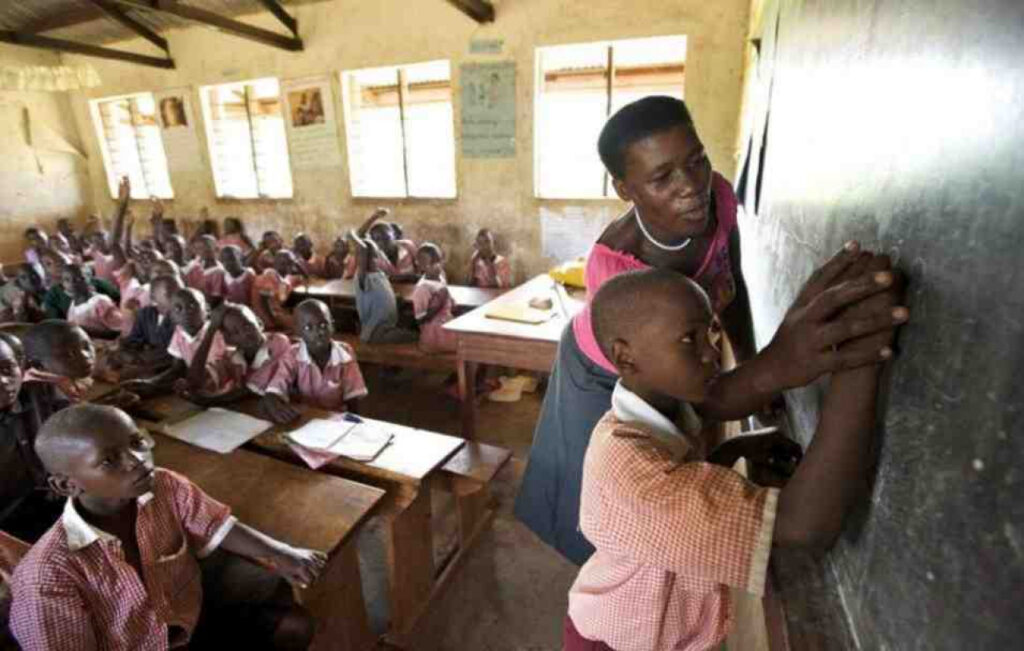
[161,408,272,454]
[287,418,393,462]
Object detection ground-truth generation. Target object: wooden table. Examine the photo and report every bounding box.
[293,278,506,315]
[139,397,470,641]
[153,434,385,651]
[444,274,586,439]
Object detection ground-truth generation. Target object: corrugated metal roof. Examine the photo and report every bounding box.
[0,0,323,45]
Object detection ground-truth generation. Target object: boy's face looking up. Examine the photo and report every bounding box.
[296,302,333,357]
[151,278,183,317]
[46,326,96,379]
[263,232,283,252]
[416,250,443,280]
[198,235,218,265]
[61,267,92,300]
[293,234,313,260]
[16,267,43,293]
[610,281,722,404]
[222,308,265,354]
[0,340,23,411]
[612,124,714,241]
[42,410,157,500]
[219,245,245,277]
[171,289,207,335]
[475,231,495,259]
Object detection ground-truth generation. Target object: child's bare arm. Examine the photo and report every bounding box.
[186,306,225,391]
[220,522,327,589]
[120,359,186,395]
[110,177,131,267]
[355,207,390,238]
[720,228,757,364]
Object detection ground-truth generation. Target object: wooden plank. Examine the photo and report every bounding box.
[86,0,169,52]
[445,0,495,23]
[22,7,104,34]
[334,333,456,373]
[441,441,512,485]
[0,30,174,69]
[254,0,298,36]
[109,0,303,51]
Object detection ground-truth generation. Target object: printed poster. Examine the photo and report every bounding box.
[281,75,343,169]
[153,87,203,171]
[460,61,516,158]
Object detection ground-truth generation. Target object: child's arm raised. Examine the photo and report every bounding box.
[355,207,390,239]
[110,177,131,267]
[186,305,226,392]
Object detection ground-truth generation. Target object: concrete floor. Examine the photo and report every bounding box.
[353,367,578,651]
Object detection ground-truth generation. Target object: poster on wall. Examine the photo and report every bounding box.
[460,61,516,158]
[153,87,203,171]
[540,206,614,263]
[281,75,343,169]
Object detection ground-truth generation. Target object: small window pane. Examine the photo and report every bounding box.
[91,93,174,200]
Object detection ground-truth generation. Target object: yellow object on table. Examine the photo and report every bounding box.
[548,259,586,288]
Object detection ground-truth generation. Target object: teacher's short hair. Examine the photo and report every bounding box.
[597,95,695,180]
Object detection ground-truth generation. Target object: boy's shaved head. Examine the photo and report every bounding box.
[23,320,95,378]
[591,269,710,363]
[35,404,131,474]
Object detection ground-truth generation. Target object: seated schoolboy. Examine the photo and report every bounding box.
[120,288,228,397]
[0,334,62,543]
[9,404,324,650]
[349,231,417,345]
[356,208,418,281]
[283,299,367,413]
[84,230,119,284]
[292,233,324,278]
[22,228,47,281]
[412,243,457,353]
[183,234,227,305]
[323,236,357,280]
[219,217,255,254]
[252,250,304,332]
[40,251,120,320]
[469,228,512,288]
[7,267,45,323]
[62,265,127,340]
[179,303,300,425]
[55,218,84,258]
[111,274,183,379]
[20,320,97,404]
[221,244,256,306]
[252,230,285,272]
[564,268,907,651]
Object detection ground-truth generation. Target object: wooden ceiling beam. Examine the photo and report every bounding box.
[109,0,303,51]
[445,0,495,24]
[0,30,175,69]
[85,0,169,52]
[21,7,104,34]
[254,0,298,37]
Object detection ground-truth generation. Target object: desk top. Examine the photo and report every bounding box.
[295,278,505,312]
[444,274,586,344]
[154,434,384,552]
[250,403,466,486]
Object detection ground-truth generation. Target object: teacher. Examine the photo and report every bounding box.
[514,96,900,565]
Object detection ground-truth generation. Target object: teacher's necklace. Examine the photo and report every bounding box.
[634,207,692,252]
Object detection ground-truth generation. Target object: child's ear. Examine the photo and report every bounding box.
[610,338,637,375]
[48,473,80,498]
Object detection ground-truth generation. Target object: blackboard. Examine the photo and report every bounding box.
[741,0,1024,648]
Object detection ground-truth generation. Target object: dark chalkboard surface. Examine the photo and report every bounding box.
[741,0,1024,648]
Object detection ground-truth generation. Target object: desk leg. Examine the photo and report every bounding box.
[307,538,376,651]
[387,480,435,636]
[458,359,479,439]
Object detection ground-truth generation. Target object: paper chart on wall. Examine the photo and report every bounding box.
[460,61,516,158]
[281,75,343,169]
[540,206,615,263]
[153,88,203,172]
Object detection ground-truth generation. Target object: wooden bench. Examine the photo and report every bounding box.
[335,332,456,373]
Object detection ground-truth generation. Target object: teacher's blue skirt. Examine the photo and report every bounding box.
[513,322,618,566]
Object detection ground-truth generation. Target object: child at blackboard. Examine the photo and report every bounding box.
[564,267,907,651]
[469,228,512,288]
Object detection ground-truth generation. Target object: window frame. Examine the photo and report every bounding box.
[198,77,294,201]
[340,60,458,200]
[89,91,175,200]
[533,36,687,200]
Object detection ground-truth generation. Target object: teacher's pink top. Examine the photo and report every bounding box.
[572,172,740,374]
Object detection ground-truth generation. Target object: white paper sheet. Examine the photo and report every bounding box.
[281,76,343,169]
[162,408,271,454]
[287,418,392,462]
[287,418,357,450]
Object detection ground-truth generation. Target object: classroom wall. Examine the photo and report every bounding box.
[740,0,1024,648]
[63,0,752,281]
[0,44,91,265]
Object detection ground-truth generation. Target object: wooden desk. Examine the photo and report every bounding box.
[444,274,586,438]
[153,434,385,651]
[293,278,505,315]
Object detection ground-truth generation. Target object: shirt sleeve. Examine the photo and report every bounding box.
[584,433,778,596]
[10,566,99,651]
[162,470,235,558]
[341,357,368,402]
[411,283,431,319]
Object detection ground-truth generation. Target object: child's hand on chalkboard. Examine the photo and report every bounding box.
[833,253,908,358]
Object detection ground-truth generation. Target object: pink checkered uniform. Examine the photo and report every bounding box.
[411,277,456,353]
[219,332,293,396]
[9,469,236,651]
[167,323,230,394]
[66,294,129,336]
[183,262,227,300]
[567,383,777,651]
[471,253,512,288]
[223,268,255,306]
[281,340,367,411]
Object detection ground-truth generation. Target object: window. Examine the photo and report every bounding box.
[534,35,687,199]
[90,93,174,199]
[341,60,456,198]
[199,78,293,199]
